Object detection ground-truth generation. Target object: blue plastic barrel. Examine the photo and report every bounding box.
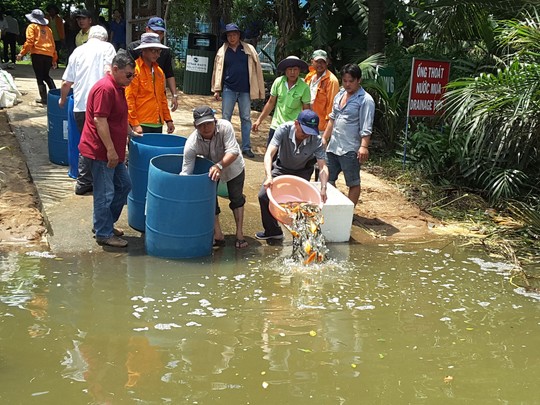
[128,134,187,232]
[67,95,80,179]
[145,154,216,259]
[47,89,69,166]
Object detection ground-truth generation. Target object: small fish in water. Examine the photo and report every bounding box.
[280,202,328,264]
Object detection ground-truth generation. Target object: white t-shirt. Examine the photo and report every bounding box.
[309,71,325,104]
[62,38,116,112]
[181,119,244,183]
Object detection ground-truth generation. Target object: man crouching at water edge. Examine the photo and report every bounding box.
[256,110,329,241]
[78,52,137,248]
[180,106,248,249]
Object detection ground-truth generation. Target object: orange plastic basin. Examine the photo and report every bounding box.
[267,175,323,225]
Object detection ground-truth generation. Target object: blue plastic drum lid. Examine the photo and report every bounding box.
[47,89,69,166]
[127,134,187,232]
[67,95,79,179]
[145,154,216,259]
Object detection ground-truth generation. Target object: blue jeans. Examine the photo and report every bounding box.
[326,151,361,187]
[221,88,252,151]
[90,160,132,239]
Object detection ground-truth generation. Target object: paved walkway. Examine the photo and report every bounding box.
[6,64,429,255]
[6,64,266,254]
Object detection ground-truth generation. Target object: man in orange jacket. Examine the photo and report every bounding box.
[304,49,339,132]
[45,5,65,59]
[125,33,174,134]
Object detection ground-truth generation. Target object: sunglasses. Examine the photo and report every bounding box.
[125,72,137,79]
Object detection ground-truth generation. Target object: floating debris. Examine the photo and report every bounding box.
[25,251,56,259]
[280,202,328,264]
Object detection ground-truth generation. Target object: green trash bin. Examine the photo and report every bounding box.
[183,33,217,95]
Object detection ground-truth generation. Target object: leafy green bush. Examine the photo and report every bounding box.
[173,59,185,91]
[404,123,466,185]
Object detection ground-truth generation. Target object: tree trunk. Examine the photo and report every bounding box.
[209,0,232,38]
[274,0,301,62]
[366,0,385,55]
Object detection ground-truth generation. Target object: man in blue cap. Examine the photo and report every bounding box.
[211,23,265,158]
[127,16,178,112]
[256,109,329,240]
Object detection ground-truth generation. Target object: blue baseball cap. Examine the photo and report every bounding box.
[147,16,166,32]
[297,110,320,135]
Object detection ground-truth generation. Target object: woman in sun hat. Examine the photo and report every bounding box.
[252,55,311,145]
[125,33,174,134]
[16,9,58,105]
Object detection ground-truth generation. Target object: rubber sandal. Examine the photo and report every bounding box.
[213,239,226,247]
[235,239,248,249]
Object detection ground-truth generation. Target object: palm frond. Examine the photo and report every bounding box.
[507,200,540,233]
[498,9,540,58]
[479,168,529,202]
[309,0,332,48]
[357,53,385,79]
[341,0,368,33]
[444,61,540,172]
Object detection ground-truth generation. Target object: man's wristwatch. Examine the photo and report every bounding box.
[215,163,223,170]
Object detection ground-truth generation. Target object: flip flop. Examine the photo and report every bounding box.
[235,239,248,249]
[213,239,226,247]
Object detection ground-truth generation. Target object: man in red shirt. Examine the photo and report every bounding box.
[79,51,136,248]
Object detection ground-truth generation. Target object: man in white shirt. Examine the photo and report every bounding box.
[181,106,248,249]
[59,25,116,195]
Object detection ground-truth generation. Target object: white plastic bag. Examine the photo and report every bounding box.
[0,68,22,108]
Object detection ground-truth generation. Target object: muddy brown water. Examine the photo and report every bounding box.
[1,240,539,404]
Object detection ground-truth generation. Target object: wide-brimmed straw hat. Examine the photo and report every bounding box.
[277,56,308,73]
[25,9,48,26]
[221,23,245,42]
[134,33,169,50]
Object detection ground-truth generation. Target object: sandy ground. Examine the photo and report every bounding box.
[0,63,437,252]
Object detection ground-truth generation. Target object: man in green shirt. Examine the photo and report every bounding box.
[252,56,311,145]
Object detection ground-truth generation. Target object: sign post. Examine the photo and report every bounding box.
[404,58,451,167]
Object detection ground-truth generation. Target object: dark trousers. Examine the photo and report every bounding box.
[54,40,63,62]
[140,125,164,134]
[216,170,246,215]
[2,33,17,63]
[257,165,314,235]
[266,128,276,146]
[31,53,56,90]
[74,111,93,187]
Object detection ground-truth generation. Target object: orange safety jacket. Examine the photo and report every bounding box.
[20,23,58,63]
[125,58,172,127]
[304,67,340,131]
[47,14,65,41]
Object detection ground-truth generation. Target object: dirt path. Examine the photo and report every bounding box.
[0,65,436,250]
[0,111,47,247]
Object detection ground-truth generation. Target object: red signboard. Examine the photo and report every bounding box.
[407,58,451,117]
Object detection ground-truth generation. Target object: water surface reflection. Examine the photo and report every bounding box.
[1,242,539,404]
